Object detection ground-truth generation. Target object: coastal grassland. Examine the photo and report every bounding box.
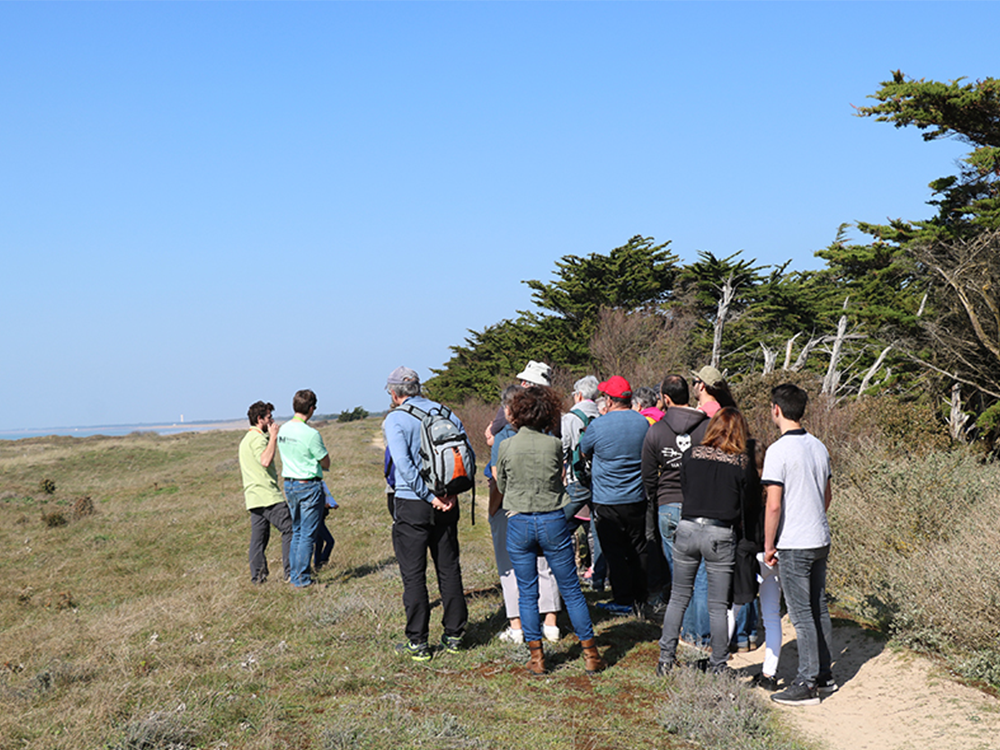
[0,418,811,750]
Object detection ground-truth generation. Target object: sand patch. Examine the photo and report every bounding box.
[729,617,1000,749]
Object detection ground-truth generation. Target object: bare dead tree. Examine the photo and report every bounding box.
[857,343,895,397]
[822,298,850,395]
[789,335,826,372]
[589,306,695,387]
[908,229,1000,401]
[760,343,778,376]
[947,382,971,443]
[782,332,802,371]
[711,273,737,369]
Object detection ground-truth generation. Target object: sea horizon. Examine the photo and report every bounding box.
[0,418,246,441]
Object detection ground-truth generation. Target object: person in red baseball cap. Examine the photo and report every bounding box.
[579,375,652,616]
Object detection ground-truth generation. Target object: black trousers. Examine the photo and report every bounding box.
[392,497,468,644]
[248,502,293,583]
[594,500,649,607]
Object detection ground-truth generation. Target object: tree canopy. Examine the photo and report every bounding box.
[424,70,1000,449]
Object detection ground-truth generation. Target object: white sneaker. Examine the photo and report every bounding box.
[498,627,523,643]
[543,625,560,642]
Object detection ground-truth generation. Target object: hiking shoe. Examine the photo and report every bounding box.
[596,601,633,616]
[498,627,524,644]
[542,624,560,642]
[647,598,668,620]
[752,673,780,692]
[771,682,820,706]
[440,634,463,654]
[655,659,675,677]
[817,677,839,697]
[395,641,431,662]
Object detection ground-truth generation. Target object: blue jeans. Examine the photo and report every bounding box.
[284,479,325,587]
[732,598,759,649]
[506,510,595,643]
[658,504,710,645]
[659,519,735,672]
[779,545,833,688]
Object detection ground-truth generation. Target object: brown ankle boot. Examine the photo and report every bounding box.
[526,640,547,676]
[580,638,605,675]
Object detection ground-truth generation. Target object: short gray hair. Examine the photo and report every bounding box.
[389,381,421,398]
[573,375,600,401]
[632,386,658,410]
[500,383,524,406]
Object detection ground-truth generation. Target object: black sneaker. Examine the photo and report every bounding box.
[440,634,462,654]
[817,677,839,697]
[395,641,431,662]
[771,682,820,706]
[655,659,674,677]
[647,597,668,620]
[752,673,780,692]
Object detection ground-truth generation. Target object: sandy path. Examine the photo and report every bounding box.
[728,617,1000,749]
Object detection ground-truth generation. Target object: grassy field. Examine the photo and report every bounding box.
[0,418,813,750]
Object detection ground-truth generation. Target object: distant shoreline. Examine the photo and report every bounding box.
[0,419,248,441]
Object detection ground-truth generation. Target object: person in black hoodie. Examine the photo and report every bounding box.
[642,375,710,638]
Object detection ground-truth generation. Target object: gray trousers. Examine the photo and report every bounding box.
[249,502,293,582]
[659,519,735,672]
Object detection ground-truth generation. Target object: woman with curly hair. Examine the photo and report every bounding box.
[656,406,759,676]
[496,385,605,677]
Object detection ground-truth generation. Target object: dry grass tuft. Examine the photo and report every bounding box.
[71,495,95,518]
[41,510,67,527]
[112,707,203,750]
[659,667,816,750]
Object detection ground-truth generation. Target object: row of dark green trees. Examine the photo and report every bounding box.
[424,72,1000,451]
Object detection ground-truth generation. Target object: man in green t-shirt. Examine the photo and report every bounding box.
[238,400,293,584]
[277,389,331,588]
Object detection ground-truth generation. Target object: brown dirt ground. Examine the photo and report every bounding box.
[729,616,1000,750]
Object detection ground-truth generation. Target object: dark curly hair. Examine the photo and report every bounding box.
[507,385,563,433]
[247,401,274,426]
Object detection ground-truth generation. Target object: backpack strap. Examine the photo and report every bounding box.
[569,408,592,428]
[394,402,428,421]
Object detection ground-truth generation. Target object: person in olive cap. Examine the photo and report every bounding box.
[691,365,737,418]
[579,375,651,616]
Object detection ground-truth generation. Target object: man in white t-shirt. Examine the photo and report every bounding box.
[762,383,836,707]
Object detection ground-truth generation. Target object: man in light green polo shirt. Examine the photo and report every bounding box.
[238,400,293,584]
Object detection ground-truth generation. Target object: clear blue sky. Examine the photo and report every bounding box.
[2,2,994,431]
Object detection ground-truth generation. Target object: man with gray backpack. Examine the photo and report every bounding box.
[561,375,605,589]
[383,366,474,662]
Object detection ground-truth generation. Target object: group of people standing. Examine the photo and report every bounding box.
[238,364,836,706]
[481,361,836,705]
